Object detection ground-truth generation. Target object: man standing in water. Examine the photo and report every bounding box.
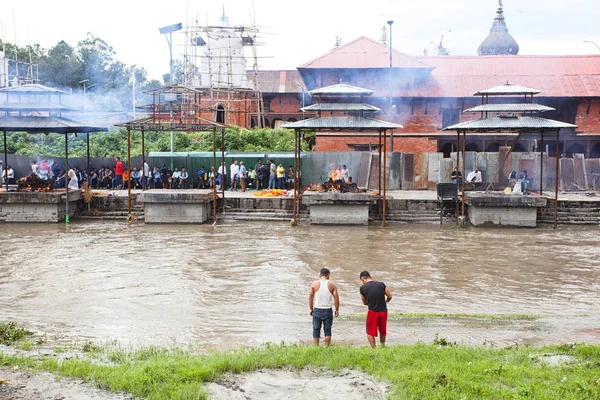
[309,268,340,347]
[359,270,392,348]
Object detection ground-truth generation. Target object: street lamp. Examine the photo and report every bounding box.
[79,79,97,111]
[387,20,394,152]
[130,65,137,119]
[159,23,183,84]
[583,40,600,53]
[159,22,182,153]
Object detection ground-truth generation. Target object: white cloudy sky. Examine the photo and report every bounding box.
[2,0,600,80]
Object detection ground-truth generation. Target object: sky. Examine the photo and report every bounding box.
[2,0,600,81]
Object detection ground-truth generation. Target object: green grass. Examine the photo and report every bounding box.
[0,321,33,345]
[2,341,600,399]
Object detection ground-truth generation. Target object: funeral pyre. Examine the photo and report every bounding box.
[17,174,55,192]
[306,179,364,193]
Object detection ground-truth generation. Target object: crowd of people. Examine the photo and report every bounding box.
[212,158,300,192]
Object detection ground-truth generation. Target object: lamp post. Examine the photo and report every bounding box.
[159,22,182,153]
[387,20,394,152]
[583,40,600,53]
[130,65,137,119]
[79,79,97,111]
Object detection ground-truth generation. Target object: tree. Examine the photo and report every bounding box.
[38,41,81,89]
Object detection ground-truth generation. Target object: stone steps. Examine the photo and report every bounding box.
[214,208,306,222]
[77,214,145,222]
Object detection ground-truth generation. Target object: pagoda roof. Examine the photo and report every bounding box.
[475,84,541,96]
[0,103,73,112]
[301,103,380,112]
[299,36,433,70]
[0,84,70,95]
[0,116,108,133]
[464,104,555,113]
[282,116,402,130]
[443,116,577,131]
[309,84,374,96]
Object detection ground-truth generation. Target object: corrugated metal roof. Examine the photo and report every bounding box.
[300,36,433,70]
[0,103,73,111]
[443,116,577,131]
[464,104,555,113]
[301,103,380,112]
[410,55,600,98]
[247,70,303,93]
[0,116,108,133]
[282,116,402,130]
[474,84,541,95]
[0,84,70,95]
[309,84,374,96]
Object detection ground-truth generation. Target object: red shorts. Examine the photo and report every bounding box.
[366,310,388,337]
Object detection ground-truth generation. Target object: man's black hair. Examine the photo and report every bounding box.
[359,270,371,279]
[320,268,330,276]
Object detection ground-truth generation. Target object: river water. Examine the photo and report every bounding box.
[1,222,599,348]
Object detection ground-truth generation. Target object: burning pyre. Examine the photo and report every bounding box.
[17,174,55,192]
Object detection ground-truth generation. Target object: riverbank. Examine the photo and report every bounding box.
[2,333,600,399]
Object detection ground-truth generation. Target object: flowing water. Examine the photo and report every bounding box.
[1,222,599,348]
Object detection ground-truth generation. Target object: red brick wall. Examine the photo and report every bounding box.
[575,100,600,133]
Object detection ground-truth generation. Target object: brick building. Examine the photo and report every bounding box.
[250,2,600,157]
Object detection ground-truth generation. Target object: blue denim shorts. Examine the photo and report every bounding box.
[312,308,333,338]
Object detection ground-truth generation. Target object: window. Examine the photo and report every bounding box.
[442,109,460,129]
[215,104,225,124]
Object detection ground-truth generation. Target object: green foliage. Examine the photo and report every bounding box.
[1,127,312,158]
[2,342,600,399]
[0,321,33,345]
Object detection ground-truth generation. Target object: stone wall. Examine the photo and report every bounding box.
[0,191,82,223]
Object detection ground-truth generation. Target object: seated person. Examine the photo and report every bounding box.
[171,168,180,189]
[197,166,206,188]
[247,167,256,188]
[508,170,518,187]
[518,170,529,192]
[179,168,189,188]
[466,168,482,185]
[131,168,142,189]
[450,169,462,184]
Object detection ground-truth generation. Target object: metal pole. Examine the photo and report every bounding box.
[539,131,544,195]
[3,131,7,191]
[378,131,382,195]
[293,129,298,221]
[461,130,466,222]
[382,129,387,227]
[142,129,146,191]
[554,129,560,229]
[221,127,225,212]
[456,130,460,223]
[127,128,132,216]
[86,133,90,168]
[212,128,218,224]
[65,133,69,224]
[388,20,394,152]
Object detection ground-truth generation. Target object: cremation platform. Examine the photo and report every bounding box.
[302,192,379,225]
[466,192,547,228]
[0,190,81,223]
[140,190,214,224]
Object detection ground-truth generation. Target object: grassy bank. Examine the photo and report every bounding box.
[2,339,600,399]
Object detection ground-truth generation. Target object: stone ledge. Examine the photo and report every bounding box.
[302,192,378,206]
[466,193,547,208]
[0,190,81,204]
[140,191,213,204]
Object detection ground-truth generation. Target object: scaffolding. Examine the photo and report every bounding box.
[180,11,265,128]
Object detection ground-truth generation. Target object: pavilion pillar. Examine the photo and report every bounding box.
[456,129,460,223]
[127,128,132,216]
[141,129,146,191]
[221,127,225,211]
[378,130,382,195]
[461,130,466,223]
[65,133,70,224]
[539,131,544,195]
[3,130,7,191]
[554,129,560,230]
[86,132,91,169]
[212,128,218,224]
[381,129,387,227]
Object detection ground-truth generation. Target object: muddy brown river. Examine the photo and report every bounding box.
[1,222,599,348]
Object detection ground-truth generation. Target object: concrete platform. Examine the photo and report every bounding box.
[302,192,379,225]
[140,190,214,224]
[0,190,82,223]
[466,193,547,228]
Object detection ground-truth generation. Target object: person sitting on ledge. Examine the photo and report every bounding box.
[509,171,518,187]
[518,170,529,192]
[451,168,462,184]
[466,168,482,185]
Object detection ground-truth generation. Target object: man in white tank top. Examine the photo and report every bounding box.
[308,268,340,347]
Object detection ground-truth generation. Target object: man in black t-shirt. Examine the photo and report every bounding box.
[359,270,392,348]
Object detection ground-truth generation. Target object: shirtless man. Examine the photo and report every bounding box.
[308,268,340,347]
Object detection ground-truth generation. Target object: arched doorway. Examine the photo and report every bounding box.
[287,118,297,123]
[485,142,501,152]
[465,142,480,152]
[272,118,283,128]
[215,104,225,124]
[566,142,586,157]
[440,142,454,158]
[590,143,600,158]
[513,143,527,152]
